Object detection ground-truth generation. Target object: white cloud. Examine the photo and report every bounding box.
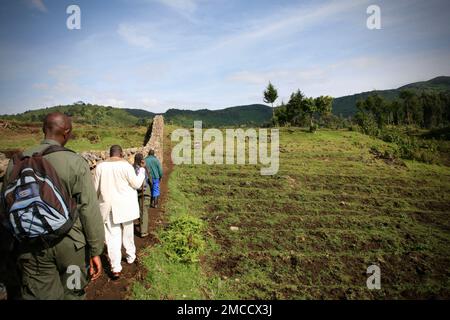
[117,23,153,49]
[205,0,369,54]
[154,0,198,14]
[32,83,49,90]
[28,0,47,13]
[229,68,327,86]
[96,98,126,107]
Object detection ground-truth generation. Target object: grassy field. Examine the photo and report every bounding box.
[134,127,450,299]
[0,122,148,153]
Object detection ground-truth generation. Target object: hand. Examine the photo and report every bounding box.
[89,256,102,281]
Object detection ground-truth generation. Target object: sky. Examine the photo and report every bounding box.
[0,0,449,114]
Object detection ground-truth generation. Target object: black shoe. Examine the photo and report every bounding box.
[111,272,121,280]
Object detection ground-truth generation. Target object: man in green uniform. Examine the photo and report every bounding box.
[0,112,105,300]
[145,149,163,208]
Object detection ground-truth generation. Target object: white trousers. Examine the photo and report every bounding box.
[104,212,136,273]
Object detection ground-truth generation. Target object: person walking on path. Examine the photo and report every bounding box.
[145,149,163,208]
[0,112,104,300]
[133,153,150,238]
[94,145,145,279]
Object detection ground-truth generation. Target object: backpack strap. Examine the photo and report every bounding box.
[8,152,26,185]
[12,152,25,165]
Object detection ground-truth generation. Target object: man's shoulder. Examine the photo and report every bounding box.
[98,159,131,169]
[146,156,157,163]
[47,147,86,163]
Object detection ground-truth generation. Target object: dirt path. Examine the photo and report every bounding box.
[86,135,173,300]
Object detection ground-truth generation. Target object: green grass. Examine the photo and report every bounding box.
[132,128,235,299]
[134,127,450,299]
[0,123,148,153]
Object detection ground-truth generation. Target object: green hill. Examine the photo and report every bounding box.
[122,108,155,119]
[0,103,142,127]
[332,76,450,117]
[2,76,449,126]
[0,103,272,127]
[164,104,272,127]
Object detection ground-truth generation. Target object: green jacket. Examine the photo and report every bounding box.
[145,155,163,180]
[1,139,105,257]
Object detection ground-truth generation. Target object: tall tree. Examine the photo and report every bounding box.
[301,97,317,132]
[286,90,305,126]
[399,90,418,125]
[263,82,279,119]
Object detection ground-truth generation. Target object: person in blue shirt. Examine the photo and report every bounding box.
[145,149,163,208]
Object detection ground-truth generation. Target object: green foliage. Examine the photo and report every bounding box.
[0,103,142,127]
[355,90,450,133]
[354,110,379,136]
[1,103,275,128]
[160,215,206,263]
[374,127,442,164]
[164,104,272,127]
[332,76,450,117]
[285,90,306,126]
[263,82,278,106]
[273,90,333,131]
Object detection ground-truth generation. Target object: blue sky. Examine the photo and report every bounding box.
[0,0,449,114]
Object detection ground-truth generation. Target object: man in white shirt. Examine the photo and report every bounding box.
[94,145,146,279]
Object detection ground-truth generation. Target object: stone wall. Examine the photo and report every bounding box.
[80,115,164,169]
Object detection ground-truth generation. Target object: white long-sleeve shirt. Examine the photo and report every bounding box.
[94,158,145,224]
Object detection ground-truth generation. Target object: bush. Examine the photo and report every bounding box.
[374,127,441,164]
[355,112,379,136]
[309,123,317,133]
[160,215,205,263]
[356,123,443,165]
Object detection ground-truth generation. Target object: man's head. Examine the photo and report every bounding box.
[42,112,73,146]
[148,149,155,157]
[110,145,123,158]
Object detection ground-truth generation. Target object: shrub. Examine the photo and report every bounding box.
[355,112,379,136]
[309,123,317,133]
[160,215,205,263]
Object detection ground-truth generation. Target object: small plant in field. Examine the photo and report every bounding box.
[161,215,205,263]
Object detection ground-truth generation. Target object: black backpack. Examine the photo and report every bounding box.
[1,145,78,248]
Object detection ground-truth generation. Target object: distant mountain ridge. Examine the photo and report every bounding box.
[0,103,272,127]
[332,76,450,117]
[2,76,449,126]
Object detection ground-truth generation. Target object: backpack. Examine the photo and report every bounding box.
[2,145,78,247]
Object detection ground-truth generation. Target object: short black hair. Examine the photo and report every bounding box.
[110,145,123,157]
[148,149,155,156]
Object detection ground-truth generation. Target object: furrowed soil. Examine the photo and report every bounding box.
[163,128,450,299]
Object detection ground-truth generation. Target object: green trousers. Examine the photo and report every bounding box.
[17,235,89,300]
[138,194,150,235]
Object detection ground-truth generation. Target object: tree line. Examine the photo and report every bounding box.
[263,82,333,132]
[355,90,450,132]
[263,82,450,132]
